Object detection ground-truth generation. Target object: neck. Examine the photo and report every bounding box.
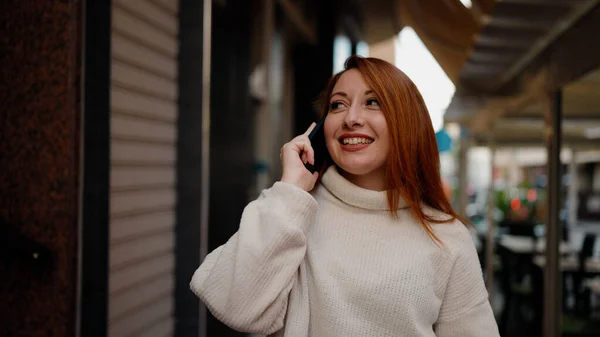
[340,167,387,191]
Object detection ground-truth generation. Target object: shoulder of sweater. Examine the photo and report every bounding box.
[270,181,317,200]
[422,206,476,253]
[260,181,319,211]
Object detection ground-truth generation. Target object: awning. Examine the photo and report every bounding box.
[443,0,600,147]
[353,0,600,147]
[358,0,484,83]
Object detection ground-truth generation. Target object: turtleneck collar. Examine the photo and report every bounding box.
[320,165,408,211]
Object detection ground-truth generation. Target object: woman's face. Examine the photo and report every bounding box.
[324,69,390,190]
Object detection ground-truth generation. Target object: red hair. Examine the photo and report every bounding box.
[316,55,468,243]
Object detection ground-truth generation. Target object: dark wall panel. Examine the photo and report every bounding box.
[176,0,204,336]
[80,0,111,336]
[0,1,84,336]
[208,1,256,336]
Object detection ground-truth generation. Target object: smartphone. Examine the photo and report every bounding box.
[303,112,329,173]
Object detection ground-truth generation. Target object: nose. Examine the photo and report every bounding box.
[343,104,364,128]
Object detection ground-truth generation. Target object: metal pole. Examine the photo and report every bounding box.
[544,90,562,337]
[567,150,578,229]
[485,137,496,303]
[200,0,212,335]
[458,137,469,219]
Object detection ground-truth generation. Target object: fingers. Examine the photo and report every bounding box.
[303,122,317,136]
[283,136,314,159]
[297,138,315,165]
[280,123,317,165]
[279,124,321,191]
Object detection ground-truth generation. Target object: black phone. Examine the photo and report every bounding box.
[303,112,329,173]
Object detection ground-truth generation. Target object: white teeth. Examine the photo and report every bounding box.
[342,137,373,145]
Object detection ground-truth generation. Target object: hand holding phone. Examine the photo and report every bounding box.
[279,122,321,191]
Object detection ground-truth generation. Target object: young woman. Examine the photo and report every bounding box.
[190,56,499,337]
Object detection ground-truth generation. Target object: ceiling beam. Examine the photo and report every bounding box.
[462,63,507,73]
[472,136,600,149]
[501,113,600,120]
[494,117,600,129]
[486,16,556,29]
[550,2,600,90]
[497,0,592,5]
[476,34,534,48]
[495,0,599,90]
[468,50,522,63]
[482,26,547,41]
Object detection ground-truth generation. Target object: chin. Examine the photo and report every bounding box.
[335,160,383,177]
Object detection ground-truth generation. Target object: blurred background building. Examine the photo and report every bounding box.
[1,0,599,337]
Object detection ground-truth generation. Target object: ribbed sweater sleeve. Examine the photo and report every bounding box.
[190,182,318,335]
[433,226,500,336]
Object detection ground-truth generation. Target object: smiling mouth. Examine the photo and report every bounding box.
[339,137,374,145]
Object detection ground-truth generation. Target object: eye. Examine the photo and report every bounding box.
[329,101,345,111]
[366,98,380,107]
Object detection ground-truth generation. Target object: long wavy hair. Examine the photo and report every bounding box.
[316,55,467,242]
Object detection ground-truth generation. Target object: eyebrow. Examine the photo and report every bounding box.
[330,90,374,99]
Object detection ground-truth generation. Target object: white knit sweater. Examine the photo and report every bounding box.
[191,166,499,336]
